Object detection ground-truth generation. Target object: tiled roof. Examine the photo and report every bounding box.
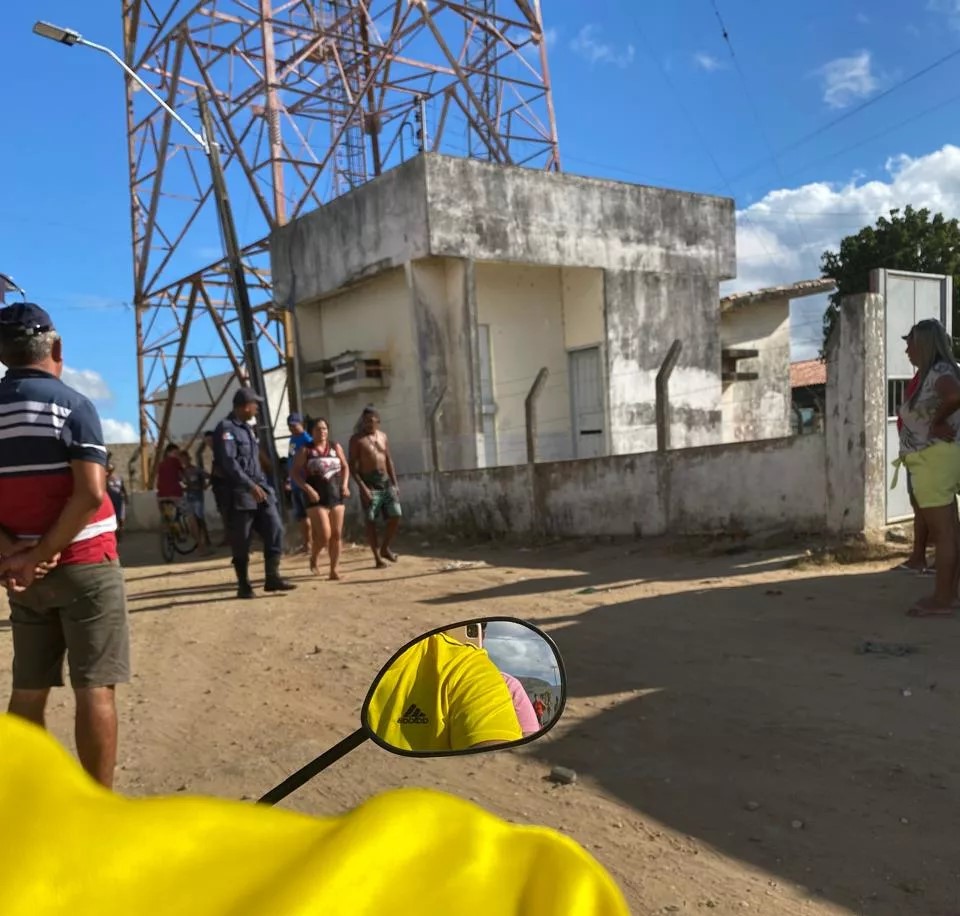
[790,359,827,388]
[721,277,837,312]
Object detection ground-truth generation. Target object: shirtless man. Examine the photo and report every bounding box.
[349,406,401,568]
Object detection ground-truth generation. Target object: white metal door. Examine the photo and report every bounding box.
[570,347,605,459]
[875,269,953,522]
[477,324,498,467]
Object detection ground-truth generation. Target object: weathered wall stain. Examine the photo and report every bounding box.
[398,433,828,539]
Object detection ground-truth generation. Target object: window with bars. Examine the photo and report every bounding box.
[888,377,911,420]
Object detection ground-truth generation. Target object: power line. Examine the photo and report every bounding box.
[726,43,960,186]
[623,7,800,282]
[781,89,960,181]
[707,0,812,255]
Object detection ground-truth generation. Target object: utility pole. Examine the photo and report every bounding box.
[197,91,285,513]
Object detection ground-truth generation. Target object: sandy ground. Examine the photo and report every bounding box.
[2,530,960,916]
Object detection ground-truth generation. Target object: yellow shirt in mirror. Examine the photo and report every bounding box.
[365,633,523,751]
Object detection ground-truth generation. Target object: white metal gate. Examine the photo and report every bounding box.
[569,347,605,459]
[874,269,954,523]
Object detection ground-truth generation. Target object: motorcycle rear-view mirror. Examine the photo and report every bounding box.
[258,617,566,805]
[362,618,565,756]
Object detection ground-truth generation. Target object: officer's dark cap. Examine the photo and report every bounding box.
[0,303,55,338]
[233,387,264,407]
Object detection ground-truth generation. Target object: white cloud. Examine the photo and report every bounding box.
[818,50,878,109]
[928,0,960,29]
[102,419,138,443]
[726,144,960,358]
[61,366,112,401]
[544,26,558,47]
[570,25,635,69]
[694,52,725,72]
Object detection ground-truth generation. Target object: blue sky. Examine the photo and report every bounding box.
[3,1,960,439]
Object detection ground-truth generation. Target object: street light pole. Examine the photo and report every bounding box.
[196,91,285,512]
[32,20,286,510]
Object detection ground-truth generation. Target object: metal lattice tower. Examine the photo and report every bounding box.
[120,0,560,483]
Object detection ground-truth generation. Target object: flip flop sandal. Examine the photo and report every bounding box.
[907,602,958,618]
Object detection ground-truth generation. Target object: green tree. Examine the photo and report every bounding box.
[820,206,960,349]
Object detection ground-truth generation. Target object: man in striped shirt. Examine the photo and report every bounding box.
[0,303,129,788]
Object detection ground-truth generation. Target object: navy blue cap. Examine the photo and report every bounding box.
[287,412,303,425]
[0,302,54,337]
[233,387,264,406]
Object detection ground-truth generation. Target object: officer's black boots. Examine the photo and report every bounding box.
[263,555,296,592]
[233,559,255,600]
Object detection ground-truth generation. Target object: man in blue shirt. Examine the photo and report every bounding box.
[287,413,312,554]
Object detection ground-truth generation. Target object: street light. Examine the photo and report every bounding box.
[31,20,286,511]
[33,21,208,153]
[32,21,81,45]
[0,274,26,303]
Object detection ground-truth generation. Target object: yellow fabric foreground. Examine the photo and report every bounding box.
[0,715,629,916]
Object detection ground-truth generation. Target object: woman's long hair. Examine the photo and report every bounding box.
[907,318,960,407]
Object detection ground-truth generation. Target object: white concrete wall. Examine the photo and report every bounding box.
[151,367,291,450]
[720,300,791,443]
[425,156,736,279]
[298,267,427,473]
[398,433,827,538]
[272,154,737,307]
[476,263,572,465]
[604,271,723,454]
[409,258,480,471]
[562,267,604,350]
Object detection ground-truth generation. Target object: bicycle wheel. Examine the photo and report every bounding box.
[172,515,198,556]
[160,530,176,563]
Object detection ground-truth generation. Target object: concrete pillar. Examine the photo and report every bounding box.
[408,257,482,471]
[825,293,886,536]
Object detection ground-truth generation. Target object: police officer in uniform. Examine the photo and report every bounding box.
[213,387,295,599]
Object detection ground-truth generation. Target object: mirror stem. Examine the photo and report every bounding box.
[257,729,369,806]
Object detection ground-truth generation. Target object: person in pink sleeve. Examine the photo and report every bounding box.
[501,671,540,736]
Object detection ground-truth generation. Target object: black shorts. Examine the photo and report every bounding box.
[305,476,343,510]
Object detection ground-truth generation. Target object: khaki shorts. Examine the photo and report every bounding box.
[9,560,130,690]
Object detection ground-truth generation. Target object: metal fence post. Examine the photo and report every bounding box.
[429,387,447,472]
[656,340,683,453]
[525,368,550,463]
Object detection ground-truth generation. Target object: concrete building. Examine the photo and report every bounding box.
[150,366,292,450]
[271,153,736,474]
[718,278,836,443]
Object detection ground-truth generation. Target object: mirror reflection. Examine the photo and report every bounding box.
[362,618,565,756]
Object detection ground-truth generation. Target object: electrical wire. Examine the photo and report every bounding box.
[707,0,812,257]
[726,43,960,185]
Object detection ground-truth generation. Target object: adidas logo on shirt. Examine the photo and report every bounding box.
[397,703,429,725]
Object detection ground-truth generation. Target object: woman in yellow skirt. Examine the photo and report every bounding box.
[898,319,960,616]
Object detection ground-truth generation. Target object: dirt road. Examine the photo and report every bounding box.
[2,533,958,915]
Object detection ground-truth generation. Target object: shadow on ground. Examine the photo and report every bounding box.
[527,568,960,916]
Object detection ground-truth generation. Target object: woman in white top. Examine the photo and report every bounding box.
[898,319,960,616]
[291,418,350,580]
